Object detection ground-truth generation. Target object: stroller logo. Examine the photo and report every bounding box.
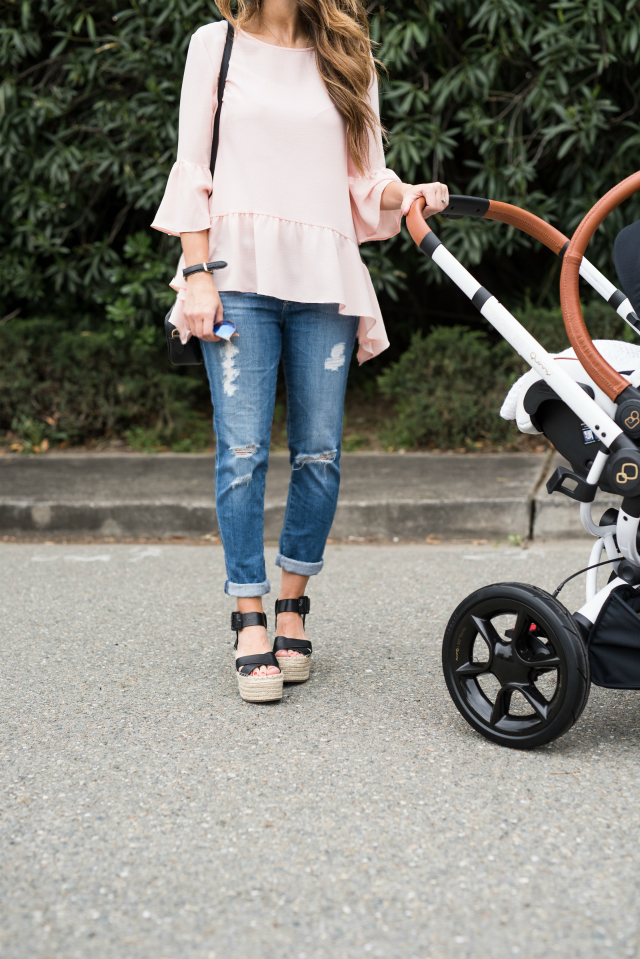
[616,462,639,485]
[530,352,551,377]
[624,410,640,430]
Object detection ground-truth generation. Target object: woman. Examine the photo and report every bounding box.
[152,0,449,703]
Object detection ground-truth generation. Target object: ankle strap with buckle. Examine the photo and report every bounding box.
[274,596,310,626]
[231,611,267,649]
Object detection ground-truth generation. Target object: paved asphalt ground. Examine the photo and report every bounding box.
[2,541,639,959]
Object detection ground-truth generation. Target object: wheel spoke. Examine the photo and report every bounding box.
[454,615,500,677]
[471,615,501,654]
[517,682,551,720]
[510,607,534,644]
[527,652,561,670]
[527,635,561,668]
[456,661,488,677]
[510,607,563,671]
[490,686,512,726]
[514,631,561,670]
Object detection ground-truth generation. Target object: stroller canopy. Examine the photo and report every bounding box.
[614,218,640,316]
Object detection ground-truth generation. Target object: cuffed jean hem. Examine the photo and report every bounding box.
[225,578,271,597]
[275,553,324,576]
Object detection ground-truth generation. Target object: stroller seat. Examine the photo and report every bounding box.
[502,338,640,430]
[501,340,640,484]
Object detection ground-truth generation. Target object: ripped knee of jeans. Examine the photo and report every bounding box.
[230,443,258,459]
[228,444,259,489]
[293,449,337,471]
[229,472,253,489]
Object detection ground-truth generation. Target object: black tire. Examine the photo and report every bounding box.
[442,582,590,750]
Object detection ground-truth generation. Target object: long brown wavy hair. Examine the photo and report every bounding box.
[216,0,380,174]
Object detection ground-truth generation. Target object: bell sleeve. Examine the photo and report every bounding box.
[151,24,227,237]
[348,71,402,244]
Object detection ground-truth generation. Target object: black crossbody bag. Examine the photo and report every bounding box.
[164,20,235,366]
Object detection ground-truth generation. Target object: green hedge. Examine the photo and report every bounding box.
[0,316,211,452]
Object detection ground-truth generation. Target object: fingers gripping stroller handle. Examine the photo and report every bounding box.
[560,171,640,402]
[406,196,430,248]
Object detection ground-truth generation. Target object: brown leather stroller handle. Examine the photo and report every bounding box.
[406,196,430,247]
[484,201,567,255]
[406,194,569,257]
[560,171,640,401]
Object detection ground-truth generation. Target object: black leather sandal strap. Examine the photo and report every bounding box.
[231,611,267,649]
[275,596,310,625]
[231,611,267,631]
[236,651,281,675]
[273,636,312,655]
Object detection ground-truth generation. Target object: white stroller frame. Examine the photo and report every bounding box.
[407,179,640,636]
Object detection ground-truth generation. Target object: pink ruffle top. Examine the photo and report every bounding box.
[151,21,402,362]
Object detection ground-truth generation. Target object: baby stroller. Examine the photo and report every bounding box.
[407,172,640,749]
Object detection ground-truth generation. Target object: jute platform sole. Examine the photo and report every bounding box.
[237,671,283,703]
[277,654,312,683]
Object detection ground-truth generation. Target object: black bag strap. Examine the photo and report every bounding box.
[210,20,235,181]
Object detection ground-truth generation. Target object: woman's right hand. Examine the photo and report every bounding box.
[184,273,224,342]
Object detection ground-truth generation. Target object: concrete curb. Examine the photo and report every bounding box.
[0,450,597,540]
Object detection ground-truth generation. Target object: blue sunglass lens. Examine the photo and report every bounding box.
[214,319,237,340]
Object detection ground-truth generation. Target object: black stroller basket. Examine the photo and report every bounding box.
[588,585,640,689]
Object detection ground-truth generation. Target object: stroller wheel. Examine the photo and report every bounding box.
[442,582,590,749]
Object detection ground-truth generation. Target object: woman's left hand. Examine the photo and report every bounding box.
[400,181,449,218]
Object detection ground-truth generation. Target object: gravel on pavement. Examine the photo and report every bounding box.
[1,541,639,959]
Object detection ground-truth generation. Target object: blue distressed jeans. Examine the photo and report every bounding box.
[201,293,358,597]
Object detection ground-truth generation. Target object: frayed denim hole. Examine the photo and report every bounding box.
[231,443,258,458]
[229,473,253,489]
[324,342,346,371]
[228,444,258,488]
[292,450,337,476]
[222,341,240,396]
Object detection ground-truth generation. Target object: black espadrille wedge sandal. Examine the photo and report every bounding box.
[273,597,312,683]
[231,611,283,703]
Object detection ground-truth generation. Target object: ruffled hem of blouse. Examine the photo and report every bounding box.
[167,212,390,363]
[348,169,402,244]
[151,160,213,237]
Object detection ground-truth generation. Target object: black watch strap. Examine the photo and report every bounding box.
[182,260,227,279]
